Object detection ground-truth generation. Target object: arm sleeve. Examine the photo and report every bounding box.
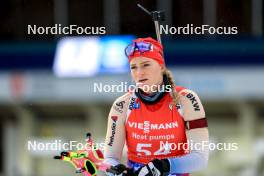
[168,89,209,174]
[103,93,131,166]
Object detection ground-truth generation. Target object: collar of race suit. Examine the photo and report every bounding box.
[135,74,171,105]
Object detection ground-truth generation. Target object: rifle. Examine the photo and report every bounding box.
[54,133,109,176]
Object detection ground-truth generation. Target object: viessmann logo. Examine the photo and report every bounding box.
[128,121,178,133]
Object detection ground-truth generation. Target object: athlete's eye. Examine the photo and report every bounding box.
[130,66,136,70]
[143,64,150,67]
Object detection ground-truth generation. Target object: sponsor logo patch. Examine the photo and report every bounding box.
[129,98,140,110]
[108,116,118,146]
[114,101,125,113]
[186,93,200,111]
[128,121,178,133]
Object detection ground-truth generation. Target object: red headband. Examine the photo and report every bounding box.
[128,37,165,65]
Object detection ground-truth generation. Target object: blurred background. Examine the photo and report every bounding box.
[0,0,264,176]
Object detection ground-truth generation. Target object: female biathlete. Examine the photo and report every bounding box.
[103,37,209,176]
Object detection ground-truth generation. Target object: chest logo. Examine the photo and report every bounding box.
[129,97,140,110]
[128,121,178,133]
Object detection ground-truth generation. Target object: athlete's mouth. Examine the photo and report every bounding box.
[138,79,148,83]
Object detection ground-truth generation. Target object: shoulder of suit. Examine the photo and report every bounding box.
[113,92,132,104]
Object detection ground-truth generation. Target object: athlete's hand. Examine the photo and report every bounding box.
[137,159,170,176]
[106,164,136,176]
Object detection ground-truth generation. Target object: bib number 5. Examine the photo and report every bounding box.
[136,143,171,156]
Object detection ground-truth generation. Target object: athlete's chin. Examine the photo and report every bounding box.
[138,83,158,92]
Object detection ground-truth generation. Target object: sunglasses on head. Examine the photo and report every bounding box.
[125,41,153,57]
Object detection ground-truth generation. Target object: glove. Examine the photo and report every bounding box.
[106,164,136,176]
[137,159,170,176]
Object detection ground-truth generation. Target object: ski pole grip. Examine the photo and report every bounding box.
[151,11,165,22]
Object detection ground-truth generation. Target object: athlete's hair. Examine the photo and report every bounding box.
[163,69,180,105]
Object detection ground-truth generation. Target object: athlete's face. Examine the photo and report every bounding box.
[130,57,165,93]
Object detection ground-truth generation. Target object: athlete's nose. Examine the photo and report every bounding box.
[136,67,145,78]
